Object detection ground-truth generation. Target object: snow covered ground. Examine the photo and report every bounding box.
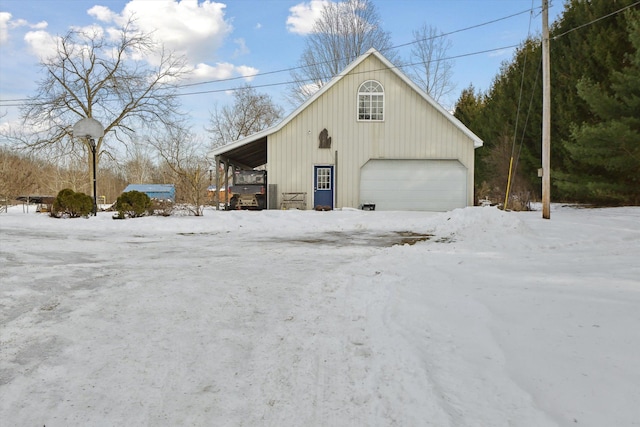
[1,205,639,426]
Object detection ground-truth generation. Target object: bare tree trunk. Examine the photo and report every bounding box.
[149,128,209,216]
[408,24,455,106]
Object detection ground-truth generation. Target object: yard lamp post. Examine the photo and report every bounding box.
[73,118,105,217]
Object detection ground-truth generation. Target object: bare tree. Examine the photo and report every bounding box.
[43,155,88,194]
[0,148,38,201]
[3,17,189,198]
[0,143,130,207]
[479,130,532,210]
[408,24,455,105]
[207,84,284,148]
[287,0,400,106]
[122,142,158,184]
[149,127,209,216]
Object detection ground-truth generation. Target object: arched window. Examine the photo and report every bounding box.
[358,80,384,121]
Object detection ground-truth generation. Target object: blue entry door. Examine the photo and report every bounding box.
[314,165,334,209]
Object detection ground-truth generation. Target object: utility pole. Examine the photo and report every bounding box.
[542,0,551,219]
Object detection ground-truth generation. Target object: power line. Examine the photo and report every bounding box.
[2,2,635,106]
[177,1,636,98]
[504,1,537,210]
[177,44,522,97]
[0,41,525,105]
[392,7,537,51]
[177,7,537,90]
[0,7,537,105]
[552,1,640,40]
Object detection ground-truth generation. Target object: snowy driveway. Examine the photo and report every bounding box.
[1,207,639,426]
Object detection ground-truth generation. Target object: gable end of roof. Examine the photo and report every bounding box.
[210,48,482,160]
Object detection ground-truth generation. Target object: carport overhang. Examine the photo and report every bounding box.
[208,130,272,209]
[209,131,271,170]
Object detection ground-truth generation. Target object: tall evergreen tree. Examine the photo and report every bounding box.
[454,85,484,127]
[551,0,636,188]
[555,9,640,205]
[455,0,638,204]
[456,39,542,202]
[454,85,489,189]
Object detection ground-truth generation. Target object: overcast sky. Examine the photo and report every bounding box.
[0,0,563,137]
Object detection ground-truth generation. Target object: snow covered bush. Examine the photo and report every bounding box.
[150,199,174,217]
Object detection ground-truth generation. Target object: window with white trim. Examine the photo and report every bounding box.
[358,80,384,121]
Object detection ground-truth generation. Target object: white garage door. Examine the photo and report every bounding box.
[360,159,467,211]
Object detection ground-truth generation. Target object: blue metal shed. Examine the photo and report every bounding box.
[122,184,175,202]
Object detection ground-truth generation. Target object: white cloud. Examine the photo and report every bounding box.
[88,1,262,85]
[9,1,255,92]
[189,62,259,84]
[69,24,105,39]
[0,12,40,45]
[87,5,120,23]
[23,24,107,63]
[233,38,249,57]
[109,0,233,64]
[255,23,262,30]
[297,82,321,98]
[191,62,236,81]
[0,12,12,44]
[235,65,258,81]
[0,118,15,135]
[23,30,58,59]
[286,0,329,35]
[31,21,48,30]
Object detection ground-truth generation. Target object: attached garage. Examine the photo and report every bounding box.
[359,159,468,211]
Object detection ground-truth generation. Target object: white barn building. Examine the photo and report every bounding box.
[210,48,483,211]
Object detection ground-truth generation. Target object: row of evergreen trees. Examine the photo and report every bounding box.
[454,0,639,206]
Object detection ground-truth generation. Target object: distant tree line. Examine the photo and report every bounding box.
[1,146,124,204]
[454,0,639,206]
[0,145,212,209]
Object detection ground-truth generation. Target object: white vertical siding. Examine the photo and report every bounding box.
[267,54,476,209]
